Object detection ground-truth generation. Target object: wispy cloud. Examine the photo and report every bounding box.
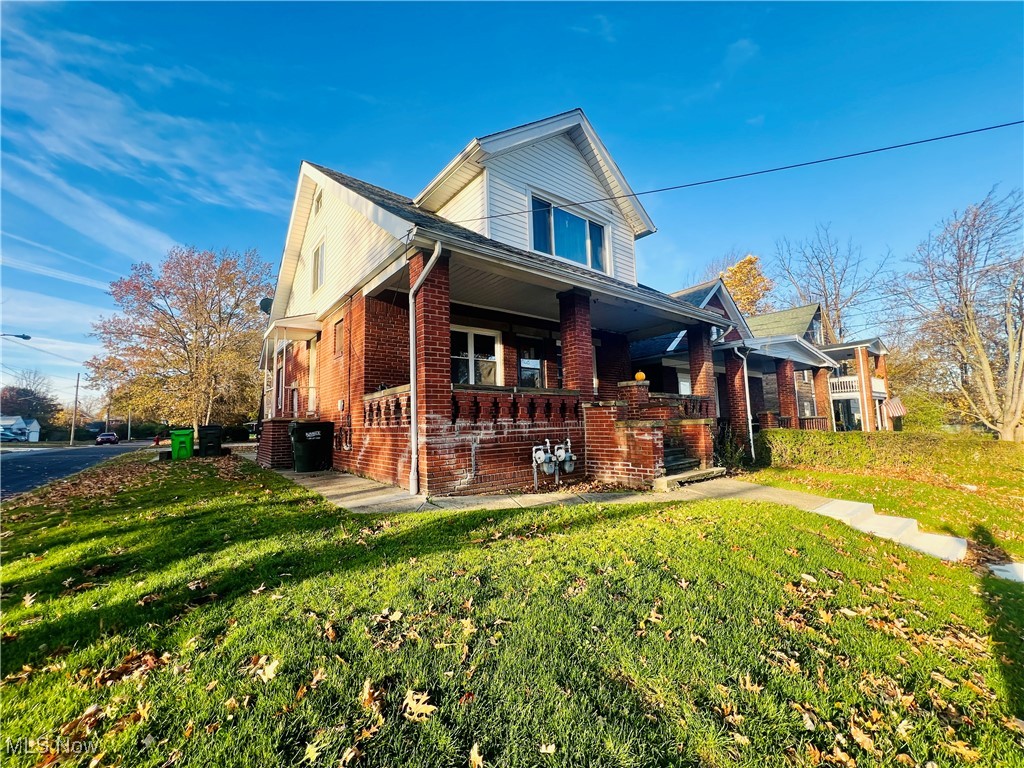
[570,14,616,44]
[723,38,760,74]
[0,254,111,291]
[1,231,124,277]
[1,13,290,229]
[0,288,108,337]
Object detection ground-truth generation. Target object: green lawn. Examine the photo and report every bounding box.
[2,454,1022,767]
[747,457,1024,561]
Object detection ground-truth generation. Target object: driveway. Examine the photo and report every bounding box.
[0,443,141,498]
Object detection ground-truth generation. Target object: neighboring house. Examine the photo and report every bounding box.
[0,415,30,442]
[259,109,894,495]
[631,287,898,443]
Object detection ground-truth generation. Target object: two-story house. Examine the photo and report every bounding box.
[258,109,897,494]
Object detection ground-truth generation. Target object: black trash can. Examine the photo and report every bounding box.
[289,421,334,472]
[196,425,223,457]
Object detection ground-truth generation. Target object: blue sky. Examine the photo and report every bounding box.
[2,1,1022,403]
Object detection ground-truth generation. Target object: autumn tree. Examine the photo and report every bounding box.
[88,246,273,433]
[720,253,775,315]
[896,189,1023,441]
[0,369,60,428]
[774,224,888,340]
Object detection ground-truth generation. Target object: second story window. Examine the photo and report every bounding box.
[312,242,326,292]
[531,196,606,272]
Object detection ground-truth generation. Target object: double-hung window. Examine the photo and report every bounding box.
[531,196,606,272]
[451,328,499,386]
[312,242,326,292]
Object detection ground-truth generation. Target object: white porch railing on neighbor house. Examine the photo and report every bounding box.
[829,375,888,398]
[829,376,860,395]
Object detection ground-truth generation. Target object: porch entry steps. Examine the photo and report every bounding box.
[664,446,700,476]
[654,466,727,491]
[988,562,1024,583]
[812,498,968,562]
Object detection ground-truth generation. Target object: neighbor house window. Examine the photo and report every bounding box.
[312,242,325,291]
[531,196,606,271]
[451,328,499,385]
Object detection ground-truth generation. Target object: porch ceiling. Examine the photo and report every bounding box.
[367,250,719,340]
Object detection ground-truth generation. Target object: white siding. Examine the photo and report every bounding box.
[436,170,487,236]
[483,133,637,284]
[285,185,400,318]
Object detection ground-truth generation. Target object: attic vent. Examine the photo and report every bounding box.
[314,191,323,215]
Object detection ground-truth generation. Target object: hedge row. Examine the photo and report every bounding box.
[754,429,1022,480]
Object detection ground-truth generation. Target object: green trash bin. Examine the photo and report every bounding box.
[196,425,223,457]
[289,421,334,472]
[169,428,194,460]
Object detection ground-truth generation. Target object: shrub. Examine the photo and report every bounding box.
[714,425,750,471]
[755,429,1022,484]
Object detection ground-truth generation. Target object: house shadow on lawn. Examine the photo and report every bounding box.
[1,485,660,673]
[970,524,1024,719]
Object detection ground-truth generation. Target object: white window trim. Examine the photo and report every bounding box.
[526,187,612,275]
[312,240,326,293]
[451,325,503,386]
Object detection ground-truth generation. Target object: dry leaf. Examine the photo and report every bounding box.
[851,723,879,756]
[739,674,762,694]
[539,743,556,755]
[944,740,981,762]
[205,680,219,692]
[401,689,436,722]
[22,593,36,607]
[303,742,320,763]
[360,679,384,712]
[340,746,361,765]
[469,742,484,768]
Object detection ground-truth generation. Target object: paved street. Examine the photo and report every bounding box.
[0,444,142,498]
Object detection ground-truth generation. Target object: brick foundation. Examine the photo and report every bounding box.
[257,418,293,469]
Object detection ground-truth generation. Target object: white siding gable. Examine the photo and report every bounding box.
[483,133,637,284]
[284,183,400,318]
[436,170,487,237]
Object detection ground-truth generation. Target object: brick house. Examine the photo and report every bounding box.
[632,282,898,457]
[257,110,895,493]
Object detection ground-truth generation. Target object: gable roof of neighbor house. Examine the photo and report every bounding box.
[746,304,821,339]
[413,108,656,239]
[669,278,753,340]
[0,415,27,429]
[269,161,727,332]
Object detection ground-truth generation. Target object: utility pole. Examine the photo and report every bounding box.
[69,373,80,447]
[127,408,132,442]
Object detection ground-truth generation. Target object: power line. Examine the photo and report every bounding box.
[4,336,86,365]
[452,119,1024,226]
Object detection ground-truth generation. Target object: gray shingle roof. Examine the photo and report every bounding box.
[630,331,687,362]
[670,279,719,307]
[308,162,715,321]
[746,304,820,338]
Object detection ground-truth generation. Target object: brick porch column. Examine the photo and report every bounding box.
[813,367,835,430]
[749,376,765,415]
[558,289,594,396]
[874,353,891,430]
[687,323,715,405]
[855,347,876,431]
[776,359,798,426]
[724,353,750,447]
[410,250,451,493]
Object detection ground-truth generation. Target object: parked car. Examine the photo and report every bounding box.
[1,428,28,442]
[95,432,120,445]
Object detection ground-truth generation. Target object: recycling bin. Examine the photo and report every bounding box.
[289,421,334,472]
[169,428,194,460]
[196,425,223,457]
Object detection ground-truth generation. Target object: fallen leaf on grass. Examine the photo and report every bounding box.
[930,671,957,689]
[401,689,436,722]
[360,679,384,712]
[850,723,879,756]
[303,742,319,763]
[469,742,484,768]
[340,746,361,765]
[739,674,762,694]
[539,743,556,755]
[944,740,982,762]
[22,592,36,607]
[136,593,161,606]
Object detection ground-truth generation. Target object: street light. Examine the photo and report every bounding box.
[0,333,31,340]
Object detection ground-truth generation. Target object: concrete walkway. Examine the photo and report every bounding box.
[242,456,1022,581]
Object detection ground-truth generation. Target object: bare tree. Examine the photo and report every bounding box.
[897,189,1023,441]
[774,224,889,341]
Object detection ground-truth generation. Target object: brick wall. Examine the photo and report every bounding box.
[813,368,835,430]
[596,332,631,400]
[723,353,749,446]
[256,418,293,469]
[664,420,715,469]
[687,323,715,399]
[363,297,410,391]
[582,403,664,488]
[558,289,594,395]
[776,359,798,423]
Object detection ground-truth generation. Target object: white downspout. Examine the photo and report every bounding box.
[408,241,443,496]
[734,348,756,462]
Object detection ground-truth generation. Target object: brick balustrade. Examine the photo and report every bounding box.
[256,418,293,469]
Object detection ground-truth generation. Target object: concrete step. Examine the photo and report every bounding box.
[902,531,968,562]
[854,514,919,543]
[989,562,1024,582]
[665,458,700,474]
[654,467,727,491]
[813,499,876,526]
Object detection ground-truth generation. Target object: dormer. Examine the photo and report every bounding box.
[415,109,655,285]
